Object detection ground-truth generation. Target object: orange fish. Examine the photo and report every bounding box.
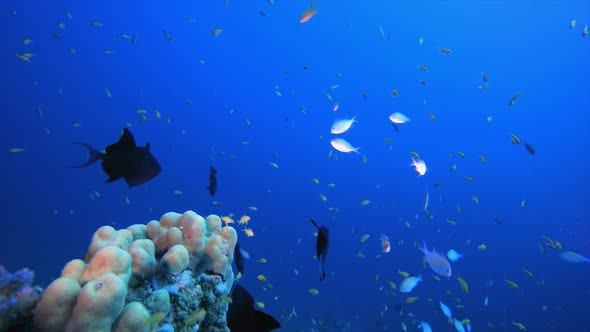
[380,233,391,253]
[299,1,317,23]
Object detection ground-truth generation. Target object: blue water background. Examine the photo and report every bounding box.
[1,0,589,331]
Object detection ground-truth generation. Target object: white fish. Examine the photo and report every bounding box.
[560,251,590,263]
[411,157,427,176]
[330,138,360,154]
[419,36,424,45]
[389,112,411,124]
[400,275,422,293]
[439,300,452,319]
[330,116,357,134]
[447,249,464,262]
[453,318,465,332]
[418,322,432,332]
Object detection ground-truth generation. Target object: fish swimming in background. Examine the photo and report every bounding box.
[206,166,217,196]
[560,251,590,263]
[233,242,247,276]
[70,128,161,188]
[311,219,329,281]
[227,284,280,332]
[447,249,464,262]
[400,275,422,293]
[420,241,452,277]
[299,0,317,23]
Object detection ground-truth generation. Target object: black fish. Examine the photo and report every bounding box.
[70,128,161,188]
[227,284,280,332]
[233,242,245,276]
[206,166,217,196]
[524,142,536,156]
[311,219,329,282]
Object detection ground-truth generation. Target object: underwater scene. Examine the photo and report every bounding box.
[1,0,589,331]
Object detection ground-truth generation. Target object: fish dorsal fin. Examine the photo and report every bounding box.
[106,128,136,154]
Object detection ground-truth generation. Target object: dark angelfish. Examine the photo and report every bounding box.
[311,219,329,282]
[227,284,280,332]
[206,166,217,196]
[70,128,161,188]
[233,242,245,276]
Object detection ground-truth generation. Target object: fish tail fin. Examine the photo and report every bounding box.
[420,241,428,253]
[310,219,319,229]
[354,147,361,154]
[68,143,104,168]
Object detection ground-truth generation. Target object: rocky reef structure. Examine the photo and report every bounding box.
[0,266,42,330]
[34,210,238,332]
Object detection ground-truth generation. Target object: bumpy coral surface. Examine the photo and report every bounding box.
[34,210,237,332]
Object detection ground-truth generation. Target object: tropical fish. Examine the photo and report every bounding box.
[380,234,391,253]
[440,47,452,54]
[453,318,466,332]
[457,277,469,293]
[439,300,452,319]
[311,219,329,281]
[330,116,357,134]
[207,166,217,196]
[524,142,535,156]
[569,19,577,29]
[233,242,246,276]
[330,138,360,154]
[69,128,161,188]
[227,285,280,332]
[400,275,422,293]
[389,112,411,124]
[508,92,522,106]
[299,0,317,23]
[447,249,463,262]
[418,321,432,332]
[411,157,427,176]
[560,251,590,263]
[420,242,451,277]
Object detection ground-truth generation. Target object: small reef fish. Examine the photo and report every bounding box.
[453,318,466,332]
[447,249,464,262]
[69,128,161,188]
[524,142,536,156]
[299,0,317,23]
[233,242,246,276]
[560,251,590,263]
[330,116,357,134]
[311,219,330,281]
[380,234,391,253]
[411,157,427,176]
[439,300,452,319]
[400,275,422,293]
[389,112,411,124]
[420,242,452,277]
[330,138,360,154]
[418,321,432,332]
[206,166,218,196]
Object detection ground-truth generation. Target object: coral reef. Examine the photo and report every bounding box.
[0,266,42,330]
[34,210,237,332]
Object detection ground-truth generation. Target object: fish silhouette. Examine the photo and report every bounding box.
[311,219,329,281]
[227,284,280,332]
[70,128,160,188]
[206,166,217,196]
